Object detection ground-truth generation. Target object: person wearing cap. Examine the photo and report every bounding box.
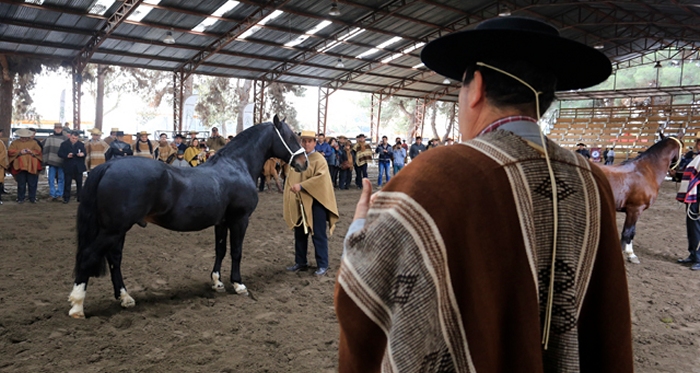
[58,130,87,204]
[85,128,109,171]
[41,123,69,201]
[575,142,591,159]
[133,131,154,159]
[104,128,119,145]
[171,149,189,168]
[173,134,188,153]
[335,17,632,372]
[205,127,226,152]
[352,134,372,189]
[105,131,133,161]
[391,138,406,176]
[408,136,426,160]
[283,130,339,277]
[154,133,176,164]
[0,128,7,204]
[8,128,43,203]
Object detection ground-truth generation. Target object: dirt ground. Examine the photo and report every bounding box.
[0,170,699,372]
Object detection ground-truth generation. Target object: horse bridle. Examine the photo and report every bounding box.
[273,125,307,167]
[667,136,683,170]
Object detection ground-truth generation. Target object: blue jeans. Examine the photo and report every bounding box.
[48,165,64,198]
[378,161,391,186]
[294,200,329,269]
[393,164,404,175]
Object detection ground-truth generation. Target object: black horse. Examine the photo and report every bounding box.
[68,116,307,318]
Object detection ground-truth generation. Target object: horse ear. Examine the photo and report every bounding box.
[677,128,685,139]
[658,131,665,140]
[273,115,282,130]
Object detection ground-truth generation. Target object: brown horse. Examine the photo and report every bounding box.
[598,132,683,264]
[262,157,284,192]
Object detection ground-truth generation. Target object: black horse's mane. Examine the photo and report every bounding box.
[620,136,677,165]
[205,121,274,165]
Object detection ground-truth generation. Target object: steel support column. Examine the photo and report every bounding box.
[254,80,266,125]
[72,64,82,129]
[318,86,330,135]
[370,93,383,143]
[173,70,184,132]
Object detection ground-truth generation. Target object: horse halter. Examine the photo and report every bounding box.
[666,136,683,170]
[273,125,307,167]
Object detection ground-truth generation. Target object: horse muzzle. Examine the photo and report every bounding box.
[291,152,309,172]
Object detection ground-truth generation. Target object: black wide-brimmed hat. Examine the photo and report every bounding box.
[420,17,612,91]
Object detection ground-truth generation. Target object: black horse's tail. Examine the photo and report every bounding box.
[75,163,110,278]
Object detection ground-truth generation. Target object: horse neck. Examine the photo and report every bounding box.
[212,125,274,182]
[640,142,677,186]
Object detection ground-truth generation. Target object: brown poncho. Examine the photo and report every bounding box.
[283,151,339,235]
[0,139,7,183]
[8,138,42,175]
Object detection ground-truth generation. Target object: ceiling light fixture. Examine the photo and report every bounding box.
[654,61,662,68]
[335,58,344,68]
[593,43,604,49]
[442,78,450,84]
[329,2,341,17]
[498,7,511,17]
[163,30,176,45]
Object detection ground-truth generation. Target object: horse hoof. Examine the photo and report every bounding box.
[212,284,226,293]
[69,309,85,319]
[628,256,640,264]
[233,282,248,295]
[120,291,136,308]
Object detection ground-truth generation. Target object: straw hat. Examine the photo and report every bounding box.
[299,130,316,139]
[14,128,33,138]
[89,128,103,135]
[138,131,149,136]
[188,130,199,135]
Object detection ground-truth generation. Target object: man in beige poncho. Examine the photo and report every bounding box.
[283,130,339,276]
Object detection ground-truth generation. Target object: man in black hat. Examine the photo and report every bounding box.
[336,17,632,372]
[173,134,188,153]
[576,142,591,159]
[105,131,134,161]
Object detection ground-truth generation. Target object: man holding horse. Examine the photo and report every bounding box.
[335,17,633,372]
[283,130,339,277]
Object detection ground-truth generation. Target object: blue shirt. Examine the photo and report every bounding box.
[315,141,333,162]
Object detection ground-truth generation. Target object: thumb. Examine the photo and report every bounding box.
[353,178,374,220]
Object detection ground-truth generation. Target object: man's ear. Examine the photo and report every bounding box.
[467,70,486,109]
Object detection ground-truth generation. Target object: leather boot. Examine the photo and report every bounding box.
[0,183,6,194]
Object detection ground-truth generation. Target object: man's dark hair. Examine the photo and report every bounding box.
[318,132,325,137]
[462,59,557,116]
[382,136,387,139]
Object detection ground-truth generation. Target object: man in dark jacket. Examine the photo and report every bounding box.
[58,131,87,204]
[408,136,426,160]
[375,135,393,186]
[105,131,134,161]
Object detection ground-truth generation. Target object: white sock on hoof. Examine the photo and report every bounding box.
[211,272,225,291]
[233,282,248,295]
[68,283,86,318]
[119,288,135,308]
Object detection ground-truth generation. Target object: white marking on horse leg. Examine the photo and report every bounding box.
[68,283,86,319]
[211,272,225,292]
[624,242,640,264]
[119,288,136,308]
[233,282,248,296]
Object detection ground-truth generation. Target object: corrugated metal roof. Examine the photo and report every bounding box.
[0,0,699,102]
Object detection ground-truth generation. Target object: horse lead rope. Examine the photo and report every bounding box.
[666,136,683,170]
[476,62,559,350]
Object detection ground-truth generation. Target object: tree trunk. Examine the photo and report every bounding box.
[442,103,456,142]
[0,74,12,137]
[95,64,106,131]
[397,100,418,139]
[236,79,252,135]
[429,103,439,140]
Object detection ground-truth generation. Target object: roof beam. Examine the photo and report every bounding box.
[74,0,143,73]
